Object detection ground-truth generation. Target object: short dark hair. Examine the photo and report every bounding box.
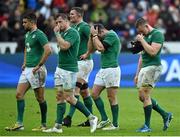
[71,7,84,17]
[55,13,68,21]
[135,17,148,28]
[23,11,37,23]
[93,23,105,33]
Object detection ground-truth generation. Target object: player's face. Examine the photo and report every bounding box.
[98,30,105,38]
[22,18,32,31]
[55,16,67,32]
[69,10,80,23]
[137,25,148,35]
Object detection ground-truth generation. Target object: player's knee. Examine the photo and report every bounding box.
[16,92,23,100]
[139,95,144,102]
[107,94,116,104]
[80,90,89,98]
[91,92,99,100]
[56,92,63,102]
[36,96,45,103]
[64,96,72,104]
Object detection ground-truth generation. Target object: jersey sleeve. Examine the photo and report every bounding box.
[152,31,164,45]
[103,34,115,47]
[64,30,79,46]
[37,32,49,47]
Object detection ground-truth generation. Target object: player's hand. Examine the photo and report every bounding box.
[21,64,25,71]
[136,34,144,42]
[54,24,60,33]
[134,75,138,85]
[90,26,98,36]
[32,65,40,74]
[80,53,88,60]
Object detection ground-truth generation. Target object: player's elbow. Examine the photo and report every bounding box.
[96,47,105,52]
[149,51,158,56]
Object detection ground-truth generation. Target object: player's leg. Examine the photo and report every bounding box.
[33,87,47,131]
[80,60,94,115]
[150,65,173,131]
[92,69,109,129]
[136,66,153,132]
[5,69,30,131]
[29,66,48,131]
[63,79,82,127]
[43,67,65,133]
[102,87,119,130]
[81,83,93,114]
[61,69,97,133]
[136,86,152,133]
[101,67,120,130]
[43,87,65,133]
[77,83,92,127]
[64,89,98,133]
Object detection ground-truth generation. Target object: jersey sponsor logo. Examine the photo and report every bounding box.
[26,43,31,52]
[32,34,36,39]
[148,35,152,39]
[77,27,80,31]
[64,32,68,37]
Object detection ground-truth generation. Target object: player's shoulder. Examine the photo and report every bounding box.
[152,28,163,35]
[80,21,90,28]
[35,29,45,35]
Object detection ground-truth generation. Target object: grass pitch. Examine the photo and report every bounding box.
[0,88,179,136]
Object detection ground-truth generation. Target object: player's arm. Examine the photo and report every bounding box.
[22,47,26,71]
[38,43,52,67]
[55,33,71,50]
[136,34,161,56]
[134,55,142,85]
[92,35,105,52]
[32,43,51,74]
[90,26,105,52]
[80,37,96,60]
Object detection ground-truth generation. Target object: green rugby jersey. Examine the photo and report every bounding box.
[101,30,121,68]
[58,27,80,72]
[25,29,48,67]
[142,29,164,67]
[71,21,92,60]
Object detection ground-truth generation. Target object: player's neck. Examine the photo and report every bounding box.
[75,19,83,25]
[30,25,37,32]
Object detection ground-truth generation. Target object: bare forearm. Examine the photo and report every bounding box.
[136,55,142,76]
[55,33,70,50]
[23,48,26,65]
[141,39,157,56]
[92,36,105,52]
[38,45,51,66]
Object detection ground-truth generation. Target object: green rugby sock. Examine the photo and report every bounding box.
[74,100,90,117]
[83,96,93,113]
[151,98,168,118]
[94,97,108,121]
[67,95,79,118]
[17,100,25,124]
[39,101,47,125]
[144,105,152,127]
[111,104,119,127]
[56,103,66,124]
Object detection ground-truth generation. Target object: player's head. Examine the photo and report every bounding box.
[69,7,84,23]
[22,11,37,31]
[55,13,69,32]
[135,17,150,35]
[93,23,106,38]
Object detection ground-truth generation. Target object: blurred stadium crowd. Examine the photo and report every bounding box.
[0,0,180,52]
